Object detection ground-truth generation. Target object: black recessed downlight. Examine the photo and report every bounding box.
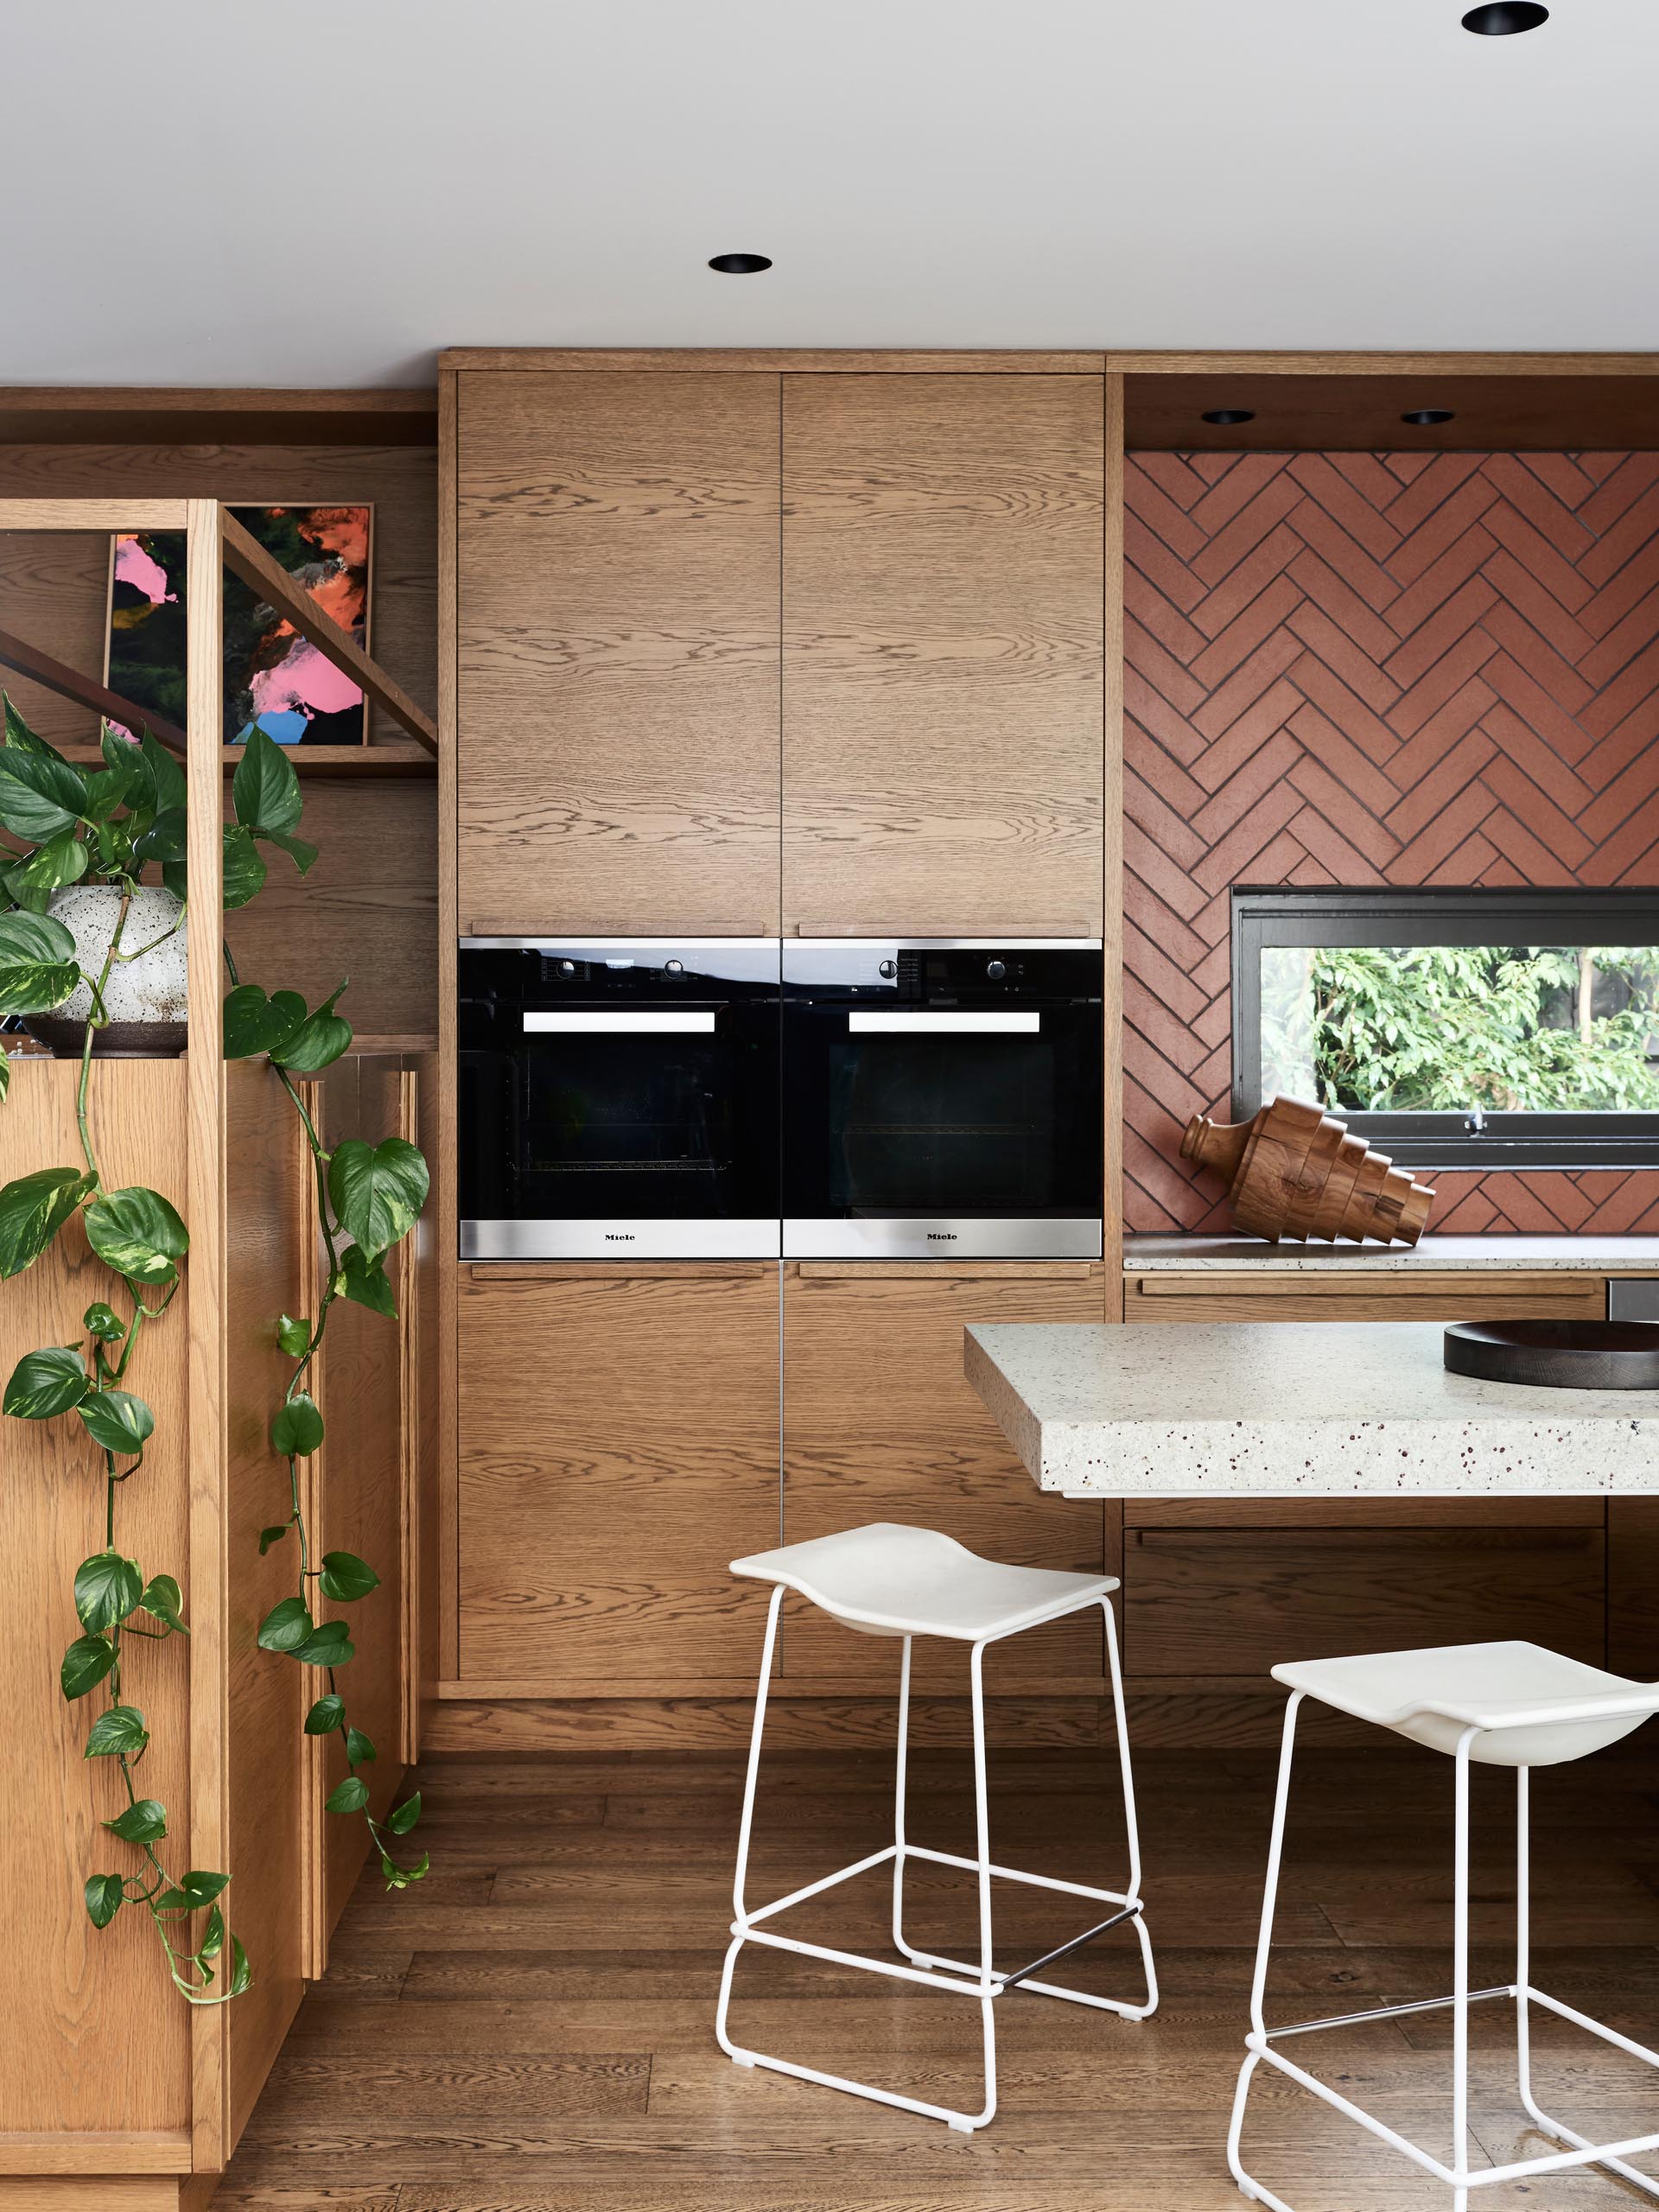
[1461,2,1548,32]
[1402,408,1457,426]
[1202,409,1256,426]
[709,252,772,275]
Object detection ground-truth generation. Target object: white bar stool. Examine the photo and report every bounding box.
[1229,1638,1659,2210]
[714,1522,1158,2132]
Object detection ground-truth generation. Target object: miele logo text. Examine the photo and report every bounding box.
[926,1231,958,1241]
[604,1233,637,1242]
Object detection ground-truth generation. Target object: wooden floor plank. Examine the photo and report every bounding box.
[211,1743,1659,2211]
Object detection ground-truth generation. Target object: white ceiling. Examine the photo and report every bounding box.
[5,0,1656,388]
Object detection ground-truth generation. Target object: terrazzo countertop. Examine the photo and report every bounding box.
[1124,1234,1659,1273]
[964,1320,1659,1498]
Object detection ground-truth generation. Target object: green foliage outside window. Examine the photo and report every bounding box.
[1261,944,1659,1116]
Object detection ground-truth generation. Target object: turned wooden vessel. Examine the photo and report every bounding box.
[1180,1094,1436,1246]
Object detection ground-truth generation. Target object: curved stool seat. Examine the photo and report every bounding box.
[731,1522,1118,1642]
[1230,1638,1659,2210]
[715,1522,1157,2133]
[1273,1638,1658,1769]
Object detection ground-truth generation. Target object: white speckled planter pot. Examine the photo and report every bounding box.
[24,883,188,1058]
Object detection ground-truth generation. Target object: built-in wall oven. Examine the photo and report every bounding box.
[781,939,1103,1260]
[458,938,781,1259]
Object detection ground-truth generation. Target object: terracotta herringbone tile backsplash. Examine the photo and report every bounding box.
[1123,449,1659,1236]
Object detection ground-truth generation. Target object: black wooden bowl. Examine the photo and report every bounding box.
[1444,1319,1659,1391]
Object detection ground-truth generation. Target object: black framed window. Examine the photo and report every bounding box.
[1231,887,1659,1169]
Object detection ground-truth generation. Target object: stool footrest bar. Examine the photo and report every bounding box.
[997,1902,1144,1993]
[1267,1985,1514,2041]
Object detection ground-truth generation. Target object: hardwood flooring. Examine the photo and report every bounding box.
[211,1740,1659,2210]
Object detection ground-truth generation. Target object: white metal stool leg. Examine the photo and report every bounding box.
[715,1581,784,2071]
[1230,1701,1659,2206]
[1228,1690,1304,2209]
[893,1600,1157,2019]
[1513,1765,1659,2198]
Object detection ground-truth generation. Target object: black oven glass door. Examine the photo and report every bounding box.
[782,943,1103,1259]
[459,939,780,1259]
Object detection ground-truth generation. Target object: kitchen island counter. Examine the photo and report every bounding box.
[965,1319,1659,1499]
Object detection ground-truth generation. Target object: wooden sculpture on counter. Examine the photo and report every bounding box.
[1180,1094,1436,1247]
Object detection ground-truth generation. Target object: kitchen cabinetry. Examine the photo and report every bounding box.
[454,370,783,935]
[454,1263,781,1693]
[781,1262,1110,1686]
[1121,1265,1617,1700]
[782,373,1106,937]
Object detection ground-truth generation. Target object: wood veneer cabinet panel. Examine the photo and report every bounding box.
[0,1063,191,2139]
[1124,1270,1607,1324]
[455,1265,780,1689]
[781,374,1104,936]
[781,1264,1109,1686]
[309,1060,409,1948]
[1126,1526,1606,1679]
[454,371,781,934]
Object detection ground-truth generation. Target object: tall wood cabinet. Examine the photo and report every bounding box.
[782,373,1106,936]
[454,370,784,935]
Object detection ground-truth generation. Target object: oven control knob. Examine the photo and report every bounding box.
[664,959,683,974]
[878,959,897,978]
[986,959,1007,981]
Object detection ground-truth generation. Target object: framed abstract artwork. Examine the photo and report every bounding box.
[105,505,374,745]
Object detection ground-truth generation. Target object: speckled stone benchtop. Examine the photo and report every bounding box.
[964,1321,1659,1499]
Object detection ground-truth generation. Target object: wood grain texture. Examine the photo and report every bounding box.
[0,441,435,751]
[781,1263,1109,1687]
[185,498,232,2167]
[454,1266,782,1691]
[436,369,460,1688]
[311,1061,412,1950]
[442,348,1107,374]
[0,387,435,448]
[1124,1525,1607,1678]
[454,370,782,934]
[1123,1270,1608,1323]
[224,775,437,1041]
[204,1740,1659,2209]
[1103,373,1127,1287]
[1125,371,1659,451]
[781,374,1104,935]
[223,1063,310,2150]
[0,1063,192,2142]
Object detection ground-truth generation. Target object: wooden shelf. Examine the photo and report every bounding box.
[57,741,435,779]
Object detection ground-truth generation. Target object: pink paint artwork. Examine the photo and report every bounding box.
[106,505,373,745]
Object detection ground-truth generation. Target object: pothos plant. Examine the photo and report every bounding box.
[0,702,429,2007]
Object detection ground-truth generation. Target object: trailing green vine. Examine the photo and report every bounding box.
[0,704,429,2005]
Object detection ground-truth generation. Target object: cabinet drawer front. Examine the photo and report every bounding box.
[456,1265,780,1691]
[1124,1527,1606,1680]
[1125,1270,1607,1325]
[783,1265,1108,1685]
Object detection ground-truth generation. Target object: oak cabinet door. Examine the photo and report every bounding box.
[782,374,1105,937]
[781,1264,1109,1686]
[456,371,781,935]
[456,1265,780,1691]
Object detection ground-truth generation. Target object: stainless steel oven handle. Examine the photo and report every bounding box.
[522,1012,718,1033]
[845,1011,1040,1034]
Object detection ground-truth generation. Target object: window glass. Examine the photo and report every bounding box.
[1258,944,1659,1115]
